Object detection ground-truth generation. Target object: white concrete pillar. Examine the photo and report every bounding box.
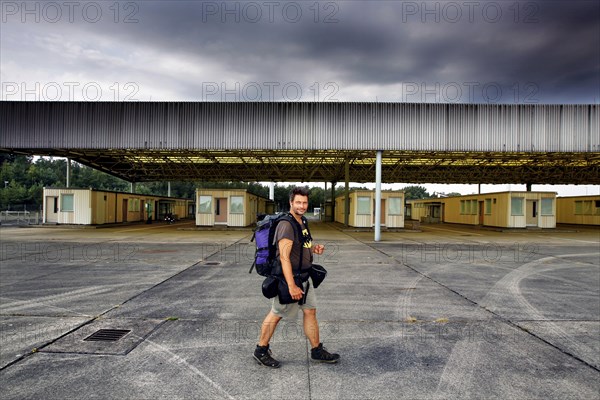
[375,150,382,242]
[344,159,350,227]
[66,158,71,188]
[323,181,327,220]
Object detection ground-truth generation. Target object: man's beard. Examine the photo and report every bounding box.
[291,207,306,216]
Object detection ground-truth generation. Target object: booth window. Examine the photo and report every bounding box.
[61,194,74,212]
[541,198,554,216]
[199,196,212,214]
[511,197,524,216]
[470,200,478,215]
[574,200,594,215]
[574,201,582,215]
[461,200,478,215]
[388,197,402,215]
[129,198,140,212]
[485,199,492,215]
[230,196,244,214]
[357,196,370,215]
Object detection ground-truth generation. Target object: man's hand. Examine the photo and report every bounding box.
[313,244,325,255]
[289,284,304,300]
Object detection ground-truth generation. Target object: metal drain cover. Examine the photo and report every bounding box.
[41,318,165,355]
[204,261,221,266]
[84,329,131,342]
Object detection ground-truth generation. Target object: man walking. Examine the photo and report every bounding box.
[254,187,340,368]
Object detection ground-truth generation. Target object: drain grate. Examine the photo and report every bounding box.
[204,261,221,266]
[84,329,131,342]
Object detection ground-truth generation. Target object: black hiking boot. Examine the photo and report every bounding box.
[310,343,340,363]
[253,345,281,368]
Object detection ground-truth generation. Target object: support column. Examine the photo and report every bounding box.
[344,159,350,227]
[130,182,136,193]
[375,150,383,242]
[526,183,532,191]
[167,181,171,197]
[323,181,327,221]
[66,158,71,188]
[331,182,336,223]
[269,182,275,201]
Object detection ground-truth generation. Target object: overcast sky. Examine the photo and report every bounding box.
[2,1,599,195]
[2,0,599,103]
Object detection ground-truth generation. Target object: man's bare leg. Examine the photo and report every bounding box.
[258,311,282,346]
[303,308,340,363]
[303,308,320,348]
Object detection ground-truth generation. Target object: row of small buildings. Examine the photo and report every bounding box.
[43,188,194,225]
[407,192,599,228]
[42,188,599,228]
[331,190,599,228]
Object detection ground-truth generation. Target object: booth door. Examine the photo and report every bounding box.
[122,199,128,222]
[526,200,538,226]
[215,198,228,224]
[46,196,59,223]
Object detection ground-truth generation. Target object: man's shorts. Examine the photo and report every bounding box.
[271,279,317,320]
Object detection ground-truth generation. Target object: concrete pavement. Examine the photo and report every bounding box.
[1,220,598,399]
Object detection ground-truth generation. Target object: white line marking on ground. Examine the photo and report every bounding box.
[143,339,236,400]
[435,252,599,397]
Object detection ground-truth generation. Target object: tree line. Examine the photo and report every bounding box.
[0,154,435,211]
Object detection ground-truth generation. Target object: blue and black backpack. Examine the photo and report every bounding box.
[249,212,307,277]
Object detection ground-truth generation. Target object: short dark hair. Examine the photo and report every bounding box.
[289,186,309,203]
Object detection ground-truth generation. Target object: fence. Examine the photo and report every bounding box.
[0,210,41,225]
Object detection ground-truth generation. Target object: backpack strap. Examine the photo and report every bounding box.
[249,230,257,273]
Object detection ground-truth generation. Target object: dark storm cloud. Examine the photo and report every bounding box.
[1,0,598,103]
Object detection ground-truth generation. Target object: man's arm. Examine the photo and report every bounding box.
[278,237,304,301]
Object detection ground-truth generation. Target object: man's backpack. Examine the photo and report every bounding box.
[249,212,306,277]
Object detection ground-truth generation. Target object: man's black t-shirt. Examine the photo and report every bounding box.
[274,218,313,272]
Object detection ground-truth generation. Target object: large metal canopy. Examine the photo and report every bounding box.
[7,148,597,185]
[1,101,598,184]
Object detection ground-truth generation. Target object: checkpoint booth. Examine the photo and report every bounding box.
[196,189,273,227]
[556,195,600,225]
[334,190,405,228]
[442,191,557,228]
[43,187,192,225]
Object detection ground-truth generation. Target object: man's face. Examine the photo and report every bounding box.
[290,194,308,216]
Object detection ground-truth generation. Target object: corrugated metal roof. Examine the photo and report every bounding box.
[1,102,598,153]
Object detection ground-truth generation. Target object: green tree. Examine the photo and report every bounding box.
[308,186,325,211]
[1,155,36,209]
[0,181,29,210]
[402,185,430,200]
[274,184,294,211]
